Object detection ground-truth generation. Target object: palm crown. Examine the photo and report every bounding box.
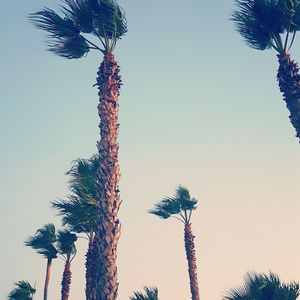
[8,281,36,300]
[52,155,99,235]
[149,186,198,224]
[224,272,300,300]
[232,0,300,53]
[57,229,77,258]
[25,223,58,259]
[30,0,127,57]
[129,287,159,300]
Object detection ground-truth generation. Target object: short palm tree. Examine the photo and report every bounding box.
[224,271,299,300]
[30,2,127,299]
[52,155,99,300]
[129,287,159,300]
[8,281,36,300]
[57,230,77,300]
[149,186,200,300]
[25,223,57,300]
[232,0,300,140]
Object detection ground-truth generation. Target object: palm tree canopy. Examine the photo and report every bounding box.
[8,281,36,300]
[224,272,300,300]
[232,0,300,51]
[52,155,99,234]
[25,223,58,259]
[30,0,127,57]
[129,287,159,300]
[57,229,77,256]
[149,186,197,222]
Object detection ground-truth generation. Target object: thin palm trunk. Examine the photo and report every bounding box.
[44,258,52,300]
[61,259,72,300]
[277,53,300,139]
[184,223,200,300]
[86,235,99,300]
[95,52,122,300]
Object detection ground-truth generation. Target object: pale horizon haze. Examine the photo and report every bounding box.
[0,1,300,299]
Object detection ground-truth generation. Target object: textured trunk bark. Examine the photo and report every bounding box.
[184,223,200,300]
[277,53,300,140]
[61,259,72,300]
[95,53,122,300]
[86,236,99,300]
[44,258,52,300]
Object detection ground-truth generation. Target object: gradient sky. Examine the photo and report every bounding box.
[1,0,300,299]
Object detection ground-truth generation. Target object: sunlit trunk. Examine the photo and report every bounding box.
[44,258,52,300]
[184,223,200,300]
[95,52,122,300]
[277,53,300,140]
[61,259,72,300]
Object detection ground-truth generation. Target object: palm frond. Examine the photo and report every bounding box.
[30,8,90,58]
[25,223,58,259]
[130,287,159,300]
[8,281,36,300]
[57,229,77,255]
[224,271,299,300]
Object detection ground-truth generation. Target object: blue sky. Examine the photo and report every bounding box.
[1,0,300,299]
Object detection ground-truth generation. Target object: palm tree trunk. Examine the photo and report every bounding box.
[86,236,99,300]
[44,258,52,300]
[61,259,72,300]
[184,223,200,300]
[277,53,300,140]
[95,52,122,300]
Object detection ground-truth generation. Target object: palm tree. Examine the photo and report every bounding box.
[25,223,57,300]
[224,271,299,300]
[8,281,36,300]
[232,0,300,140]
[30,2,127,298]
[52,155,100,300]
[57,230,77,300]
[129,287,159,300]
[149,186,200,300]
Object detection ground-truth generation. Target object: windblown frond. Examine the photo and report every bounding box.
[224,271,300,300]
[57,230,77,255]
[130,287,159,300]
[8,281,36,300]
[25,223,58,259]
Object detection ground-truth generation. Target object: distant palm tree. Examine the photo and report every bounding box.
[30,1,127,298]
[25,224,57,300]
[149,186,200,300]
[57,230,77,300]
[129,287,159,300]
[232,0,300,140]
[52,156,99,300]
[224,271,299,300]
[8,281,36,300]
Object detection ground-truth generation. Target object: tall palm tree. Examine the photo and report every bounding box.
[224,271,299,300]
[57,230,77,300]
[25,223,57,300]
[149,186,200,300]
[30,2,127,299]
[52,155,100,300]
[232,0,300,140]
[8,281,36,300]
[129,287,159,300]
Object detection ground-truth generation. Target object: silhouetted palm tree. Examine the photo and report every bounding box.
[224,271,299,300]
[57,230,77,300]
[25,224,57,300]
[30,1,127,298]
[149,186,200,300]
[129,287,159,300]
[232,0,300,140]
[8,281,36,300]
[52,155,99,300]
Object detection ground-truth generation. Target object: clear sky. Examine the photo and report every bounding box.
[1,0,300,299]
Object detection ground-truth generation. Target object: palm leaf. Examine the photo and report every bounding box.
[57,229,77,255]
[130,287,159,300]
[8,281,36,300]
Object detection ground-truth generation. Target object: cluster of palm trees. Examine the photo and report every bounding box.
[7,0,300,299]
